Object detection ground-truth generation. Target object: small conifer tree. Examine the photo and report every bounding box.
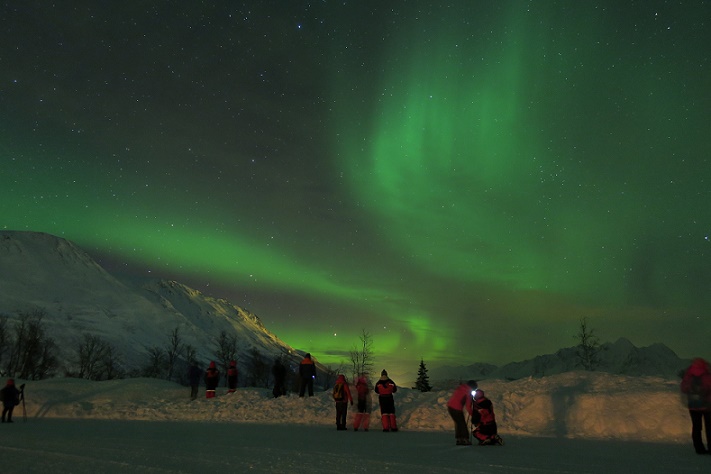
[415,358,433,392]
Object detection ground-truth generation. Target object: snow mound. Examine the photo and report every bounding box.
[21,371,688,442]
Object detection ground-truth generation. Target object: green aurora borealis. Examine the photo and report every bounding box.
[2,1,710,376]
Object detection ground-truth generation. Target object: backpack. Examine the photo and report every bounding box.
[688,376,705,409]
[333,382,345,401]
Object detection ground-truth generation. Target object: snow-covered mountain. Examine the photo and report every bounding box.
[0,230,304,376]
[1,230,690,385]
[431,337,690,384]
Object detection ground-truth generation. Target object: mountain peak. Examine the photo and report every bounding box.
[0,230,300,374]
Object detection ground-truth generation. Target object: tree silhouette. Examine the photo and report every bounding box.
[415,358,433,392]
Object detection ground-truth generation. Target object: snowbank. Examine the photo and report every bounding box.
[19,371,689,442]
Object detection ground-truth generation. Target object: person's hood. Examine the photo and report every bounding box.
[688,358,709,376]
[336,374,346,383]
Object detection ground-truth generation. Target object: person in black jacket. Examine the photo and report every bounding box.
[227,360,238,394]
[298,353,316,397]
[272,359,287,398]
[1,379,20,423]
[188,362,202,400]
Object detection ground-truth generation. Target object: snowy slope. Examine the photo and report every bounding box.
[0,231,302,372]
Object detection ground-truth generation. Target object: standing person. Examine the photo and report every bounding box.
[680,357,711,454]
[204,361,220,399]
[447,380,478,445]
[332,374,353,430]
[1,379,20,423]
[227,360,238,394]
[374,369,398,432]
[471,389,502,445]
[188,362,202,401]
[298,353,316,397]
[353,375,372,431]
[272,358,287,398]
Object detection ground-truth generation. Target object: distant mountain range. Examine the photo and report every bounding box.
[429,337,690,383]
[1,231,690,383]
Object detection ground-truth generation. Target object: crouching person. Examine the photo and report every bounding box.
[472,389,503,445]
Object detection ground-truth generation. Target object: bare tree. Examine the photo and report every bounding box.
[575,317,601,371]
[102,342,123,380]
[349,329,374,381]
[214,330,238,384]
[184,344,197,365]
[77,333,109,380]
[246,347,269,388]
[7,310,57,379]
[143,346,165,378]
[165,326,183,382]
[322,362,346,390]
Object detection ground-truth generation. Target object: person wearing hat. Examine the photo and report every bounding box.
[374,369,398,431]
[204,361,220,399]
[471,389,502,445]
[447,380,478,445]
[1,379,21,423]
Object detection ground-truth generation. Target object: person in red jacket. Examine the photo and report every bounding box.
[471,389,502,445]
[204,361,220,399]
[353,375,372,431]
[332,374,353,430]
[447,380,478,445]
[680,358,711,454]
[374,369,398,432]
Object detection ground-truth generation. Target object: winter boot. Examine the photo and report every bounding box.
[381,415,391,432]
[389,414,398,432]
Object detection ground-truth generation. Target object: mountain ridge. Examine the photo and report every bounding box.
[0,230,303,376]
[1,230,690,383]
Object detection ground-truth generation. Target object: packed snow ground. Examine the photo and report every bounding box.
[1,372,709,473]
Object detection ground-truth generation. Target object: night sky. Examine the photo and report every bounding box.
[2,1,710,376]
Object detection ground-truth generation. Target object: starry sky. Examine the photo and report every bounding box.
[2,1,710,376]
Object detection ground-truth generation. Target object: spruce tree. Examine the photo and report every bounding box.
[415,358,433,392]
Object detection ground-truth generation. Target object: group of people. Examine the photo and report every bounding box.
[446,379,501,445]
[189,358,289,401]
[327,367,501,446]
[188,359,240,400]
[184,353,711,453]
[330,369,400,432]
